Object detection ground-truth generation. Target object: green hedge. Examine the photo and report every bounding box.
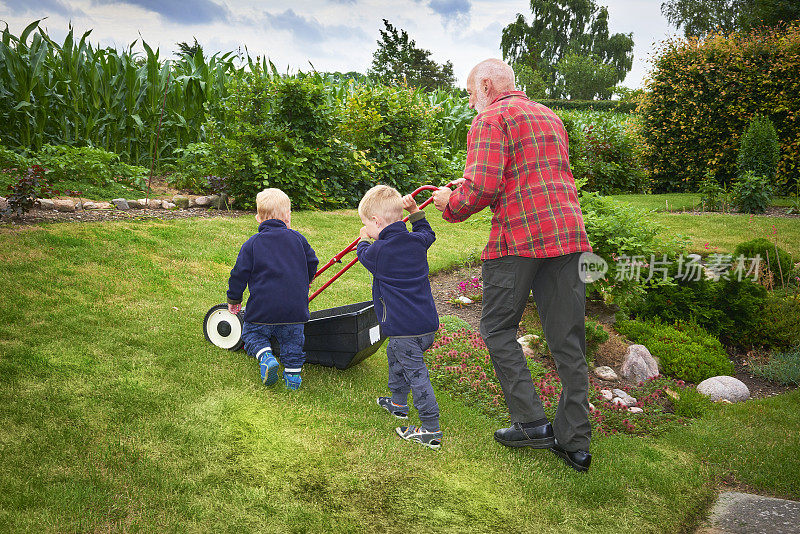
[537,99,637,113]
[639,23,800,193]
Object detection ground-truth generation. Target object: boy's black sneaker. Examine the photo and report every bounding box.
[396,425,443,450]
[376,397,409,419]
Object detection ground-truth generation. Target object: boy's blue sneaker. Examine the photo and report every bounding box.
[259,351,279,386]
[377,397,409,419]
[283,371,302,390]
[396,425,443,450]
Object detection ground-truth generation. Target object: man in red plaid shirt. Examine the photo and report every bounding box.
[433,58,593,472]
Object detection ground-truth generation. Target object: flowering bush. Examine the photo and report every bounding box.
[429,317,694,436]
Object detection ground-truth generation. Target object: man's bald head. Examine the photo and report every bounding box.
[466,59,516,112]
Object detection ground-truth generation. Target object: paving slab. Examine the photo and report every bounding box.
[699,491,800,534]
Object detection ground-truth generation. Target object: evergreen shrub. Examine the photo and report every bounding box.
[616,318,734,383]
[733,238,792,285]
[737,115,780,183]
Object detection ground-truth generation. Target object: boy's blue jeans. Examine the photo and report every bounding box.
[241,322,306,372]
[387,333,439,431]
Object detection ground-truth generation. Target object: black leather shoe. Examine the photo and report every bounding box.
[550,442,591,472]
[493,422,555,448]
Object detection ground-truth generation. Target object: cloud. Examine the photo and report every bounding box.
[2,0,84,18]
[328,0,356,3]
[428,0,470,17]
[263,9,367,44]
[92,0,229,25]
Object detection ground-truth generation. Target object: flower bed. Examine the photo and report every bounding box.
[428,318,700,436]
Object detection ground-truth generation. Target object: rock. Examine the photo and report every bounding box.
[612,389,638,407]
[589,403,595,411]
[162,201,176,209]
[112,198,130,210]
[172,195,189,209]
[147,199,162,209]
[84,201,111,210]
[628,407,643,414]
[83,201,96,209]
[53,199,75,212]
[207,194,221,209]
[621,344,659,382]
[211,193,228,209]
[697,376,750,403]
[37,198,55,210]
[594,366,619,381]
[600,389,613,401]
[517,334,540,347]
[188,197,198,208]
[0,197,7,212]
[521,345,535,358]
[195,195,211,207]
[613,397,627,407]
[127,199,143,209]
[137,198,148,206]
[95,201,112,210]
[456,295,473,304]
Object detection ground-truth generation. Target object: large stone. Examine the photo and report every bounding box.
[82,201,96,210]
[211,193,228,209]
[53,199,75,212]
[162,201,176,209]
[112,198,130,210]
[37,198,55,210]
[456,295,473,304]
[628,407,643,414]
[697,376,750,403]
[207,194,221,208]
[594,366,619,381]
[0,196,7,211]
[127,199,143,209]
[172,195,189,209]
[147,199,162,209]
[195,195,211,207]
[600,389,613,401]
[621,344,659,382]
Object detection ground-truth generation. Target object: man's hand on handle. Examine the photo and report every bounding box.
[433,178,464,212]
[228,303,241,315]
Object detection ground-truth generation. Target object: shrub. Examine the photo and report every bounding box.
[556,110,647,194]
[339,84,453,195]
[640,23,800,193]
[758,295,800,350]
[733,238,793,286]
[616,318,734,383]
[0,144,30,171]
[634,272,767,349]
[750,346,800,386]
[730,171,773,214]
[699,170,726,212]
[204,74,373,209]
[579,191,668,308]
[37,144,118,185]
[585,319,609,363]
[3,165,52,218]
[737,115,780,183]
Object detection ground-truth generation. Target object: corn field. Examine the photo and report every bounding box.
[0,20,474,168]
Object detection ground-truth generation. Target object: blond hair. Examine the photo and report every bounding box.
[256,188,291,220]
[358,184,403,222]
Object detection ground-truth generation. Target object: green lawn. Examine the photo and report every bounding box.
[1,210,797,532]
[609,193,798,212]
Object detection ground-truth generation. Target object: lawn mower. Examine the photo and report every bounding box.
[202,183,453,369]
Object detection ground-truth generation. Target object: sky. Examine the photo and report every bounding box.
[0,0,677,89]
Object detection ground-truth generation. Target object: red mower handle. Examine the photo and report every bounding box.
[308,181,459,302]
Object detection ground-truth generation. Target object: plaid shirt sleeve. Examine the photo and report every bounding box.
[443,119,504,223]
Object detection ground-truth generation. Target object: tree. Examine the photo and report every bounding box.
[556,53,617,100]
[369,19,455,91]
[501,0,634,98]
[513,63,547,99]
[661,0,800,37]
[660,0,745,37]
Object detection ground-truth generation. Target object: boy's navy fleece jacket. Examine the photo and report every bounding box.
[356,211,439,337]
[227,219,318,324]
